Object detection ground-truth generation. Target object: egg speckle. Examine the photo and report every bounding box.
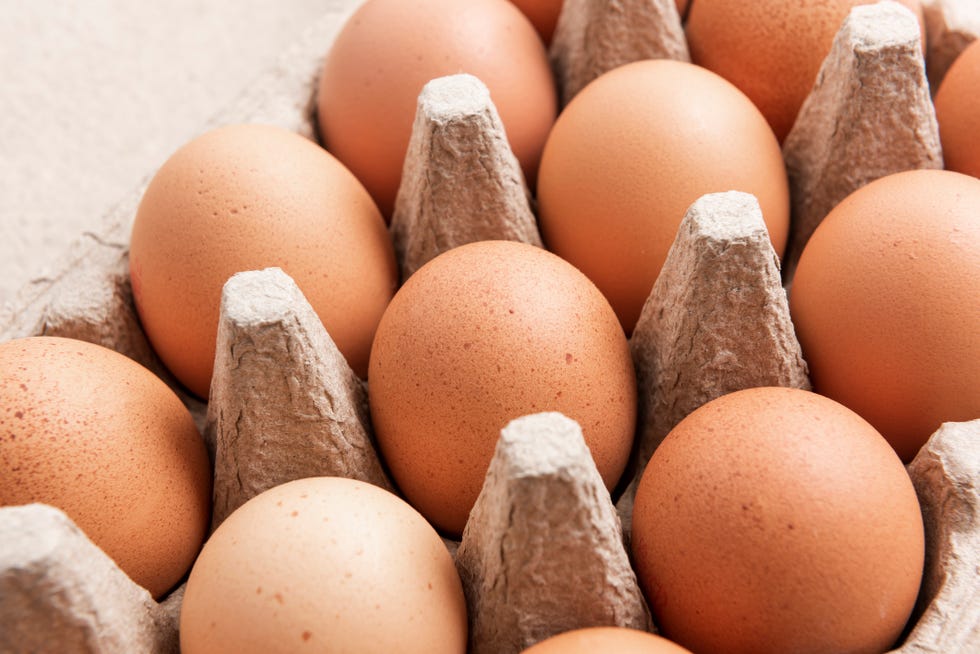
[179,477,467,654]
[686,0,925,141]
[632,387,924,654]
[0,336,211,599]
[368,241,636,536]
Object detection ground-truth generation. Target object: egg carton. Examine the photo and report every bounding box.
[1,0,978,652]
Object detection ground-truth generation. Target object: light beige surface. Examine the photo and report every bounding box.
[0,0,359,310]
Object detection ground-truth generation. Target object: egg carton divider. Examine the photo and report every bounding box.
[618,191,811,537]
[782,1,943,282]
[0,0,978,652]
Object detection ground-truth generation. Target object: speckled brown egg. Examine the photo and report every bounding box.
[0,336,211,599]
[368,241,637,537]
[129,123,397,398]
[790,169,980,462]
[522,628,693,653]
[317,0,557,217]
[934,38,980,178]
[537,59,789,333]
[632,387,924,654]
[686,0,924,142]
[180,477,467,654]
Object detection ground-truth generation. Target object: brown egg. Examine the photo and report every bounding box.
[180,477,467,654]
[632,387,924,654]
[537,59,789,333]
[790,169,980,462]
[508,0,564,43]
[522,628,692,653]
[368,241,637,536]
[687,0,925,141]
[317,0,557,217]
[129,123,397,398]
[935,38,980,178]
[0,336,211,599]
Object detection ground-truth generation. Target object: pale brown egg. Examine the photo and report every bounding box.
[537,59,789,333]
[368,241,637,537]
[129,123,397,398]
[0,336,211,599]
[935,38,980,178]
[522,628,692,653]
[790,169,980,462]
[317,0,557,217]
[180,477,467,654]
[632,387,924,654]
[686,0,925,142]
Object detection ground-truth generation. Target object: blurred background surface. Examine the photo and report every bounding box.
[0,0,359,307]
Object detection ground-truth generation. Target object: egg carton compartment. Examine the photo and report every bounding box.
[1,0,978,652]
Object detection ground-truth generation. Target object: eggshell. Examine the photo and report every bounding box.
[508,0,564,44]
[934,38,980,178]
[632,387,924,654]
[521,627,692,653]
[686,0,925,142]
[179,477,467,654]
[537,59,789,333]
[129,123,397,397]
[790,169,980,462]
[0,336,211,599]
[368,240,637,536]
[317,0,557,217]
[508,1,690,45]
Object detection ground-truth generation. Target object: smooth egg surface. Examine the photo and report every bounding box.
[790,169,980,461]
[632,387,924,654]
[180,477,467,654]
[935,38,980,178]
[521,627,693,653]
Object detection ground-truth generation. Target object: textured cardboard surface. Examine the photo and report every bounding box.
[0,505,179,654]
[550,0,689,106]
[391,74,541,281]
[0,1,977,651]
[206,268,391,531]
[456,413,652,654]
[620,192,810,534]
[783,2,943,282]
[0,0,357,310]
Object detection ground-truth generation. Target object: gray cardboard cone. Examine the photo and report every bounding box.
[205,268,391,531]
[390,74,541,281]
[893,419,980,653]
[923,0,980,92]
[549,0,689,107]
[456,412,653,654]
[620,192,810,536]
[782,2,942,283]
[0,504,179,654]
